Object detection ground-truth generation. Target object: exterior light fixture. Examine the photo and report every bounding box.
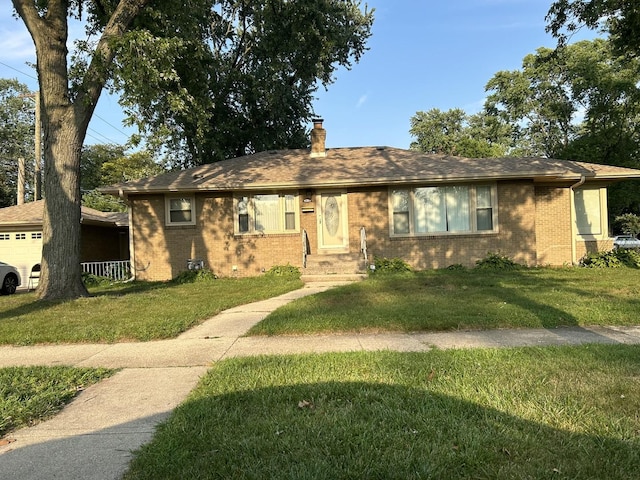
[303,190,313,203]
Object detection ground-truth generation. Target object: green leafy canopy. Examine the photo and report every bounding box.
[94,0,374,167]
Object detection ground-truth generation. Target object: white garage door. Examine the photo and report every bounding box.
[0,230,43,289]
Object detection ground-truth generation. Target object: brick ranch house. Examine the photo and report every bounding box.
[102,120,640,281]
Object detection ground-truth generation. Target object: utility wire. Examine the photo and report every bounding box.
[1,60,132,145]
[87,127,119,145]
[93,113,130,138]
[0,60,37,80]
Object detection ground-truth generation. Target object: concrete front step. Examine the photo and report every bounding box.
[301,273,368,283]
[303,253,368,276]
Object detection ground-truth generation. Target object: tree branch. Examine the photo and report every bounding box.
[75,0,152,127]
[11,0,46,43]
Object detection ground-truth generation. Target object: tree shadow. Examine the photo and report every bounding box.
[264,267,640,343]
[461,268,640,339]
[124,379,640,479]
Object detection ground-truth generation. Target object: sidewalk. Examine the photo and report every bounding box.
[1,281,640,479]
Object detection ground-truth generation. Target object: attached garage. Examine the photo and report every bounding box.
[0,200,129,290]
[0,229,42,288]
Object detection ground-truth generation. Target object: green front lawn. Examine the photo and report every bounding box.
[248,268,640,335]
[0,276,303,345]
[124,346,640,479]
[0,366,114,437]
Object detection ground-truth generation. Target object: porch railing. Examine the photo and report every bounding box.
[360,226,368,263]
[302,229,309,268]
[81,260,132,282]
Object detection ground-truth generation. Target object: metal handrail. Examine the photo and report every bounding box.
[302,229,309,268]
[360,226,368,263]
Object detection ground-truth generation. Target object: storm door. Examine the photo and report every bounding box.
[317,191,349,252]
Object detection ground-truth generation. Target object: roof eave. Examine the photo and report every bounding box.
[101,169,640,196]
[104,172,570,194]
[0,221,42,229]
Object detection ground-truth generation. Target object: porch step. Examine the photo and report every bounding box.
[302,253,368,276]
[301,273,367,283]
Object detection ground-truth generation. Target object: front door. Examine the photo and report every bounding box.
[317,190,349,252]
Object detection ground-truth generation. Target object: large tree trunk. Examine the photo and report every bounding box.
[39,107,89,299]
[23,0,90,299]
[12,0,151,300]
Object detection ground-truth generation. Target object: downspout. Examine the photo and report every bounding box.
[569,176,586,265]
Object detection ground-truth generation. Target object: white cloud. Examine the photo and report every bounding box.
[0,27,35,60]
[356,94,369,109]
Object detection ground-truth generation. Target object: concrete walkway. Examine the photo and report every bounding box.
[1,281,640,479]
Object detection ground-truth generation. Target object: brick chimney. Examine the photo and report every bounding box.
[310,118,326,158]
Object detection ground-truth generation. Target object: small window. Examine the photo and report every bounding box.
[391,189,410,234]
[166,196,196,226]
[15,233,26,240]
[476,186,494,231]
[0,234,9,240]
[31,232,43,240]
[284,194,297,230]
[237,196,250,233]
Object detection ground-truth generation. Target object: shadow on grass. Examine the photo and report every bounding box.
[459,268,640,343]
[251,268,640,336]
[427,268,580,326]
[125,380,639,479]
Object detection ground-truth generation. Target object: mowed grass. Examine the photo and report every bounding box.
[0,276,303,345]
[248,267,640,335]
[124,346,640,479]
[0,366,114,437]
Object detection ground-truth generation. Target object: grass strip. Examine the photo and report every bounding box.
[0,366,114,437]
[124,345,640,479]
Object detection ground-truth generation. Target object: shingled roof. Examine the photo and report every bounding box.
[0,200,128,228]
[101,146,640,196]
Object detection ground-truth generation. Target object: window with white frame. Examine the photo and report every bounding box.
[574,187,603,236]
[390,184,496,236]
[235,193,298,234]
[165,196,196,226]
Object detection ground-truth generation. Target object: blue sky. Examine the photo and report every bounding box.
[1,1,597,151]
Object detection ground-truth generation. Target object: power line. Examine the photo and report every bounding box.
[86,127,120,145]
[85,131,111,144]
[2,61,132,145]
[0,60,37,81]
[1,60,139,151]
[93,113,130,138]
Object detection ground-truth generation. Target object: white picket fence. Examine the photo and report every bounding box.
[81,260,132,281]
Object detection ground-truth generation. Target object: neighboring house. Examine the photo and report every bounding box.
[0,200,129,287]
[101,120,640,281]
